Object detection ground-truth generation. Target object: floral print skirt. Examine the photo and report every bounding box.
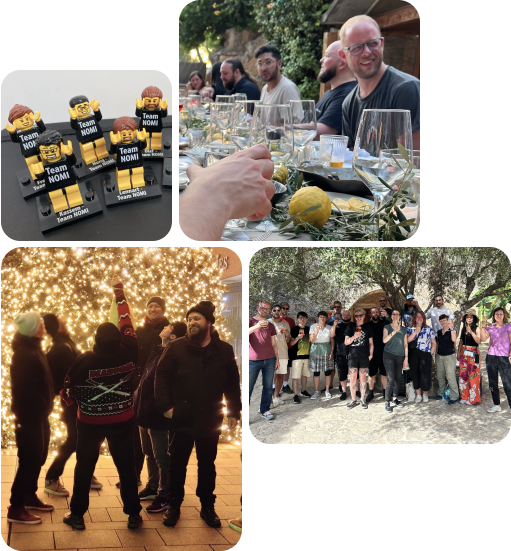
[459,346,481,405]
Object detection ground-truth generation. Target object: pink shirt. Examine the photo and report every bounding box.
[487,323,511,356]
[249,318,276,361]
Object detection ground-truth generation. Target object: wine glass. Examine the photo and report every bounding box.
[352,109,412,239]
[231,93,247,102]
[249,104,293,231]
[215,95,235,103]
[230,100,260,151]
[289,100,317,165]
[210,102,235,144]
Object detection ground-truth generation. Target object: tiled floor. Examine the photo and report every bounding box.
[1,443,241,551]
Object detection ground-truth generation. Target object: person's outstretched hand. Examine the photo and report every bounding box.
[180,144,275,240]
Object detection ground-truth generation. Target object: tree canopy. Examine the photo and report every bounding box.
[250,247,511,327]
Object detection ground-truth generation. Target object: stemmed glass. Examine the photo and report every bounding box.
[215,95,235,103]
[289,100,317,165]
[352,109,412,239]
[210,102,235,144]
[249,104,293,231]
[231,93,248,102]
[230,100,260,151]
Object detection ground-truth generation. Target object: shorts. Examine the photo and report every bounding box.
[369,355,386,377]
[291,359,310,379]
[275,358,289,375]
[348,357,370,369]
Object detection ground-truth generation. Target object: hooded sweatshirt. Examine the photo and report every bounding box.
[61,283,138,425]
[10,333,54,422]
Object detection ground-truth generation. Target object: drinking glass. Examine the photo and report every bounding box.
[210,102,235,144]
[249,104,294,166]
[204,148,247,232]
[289,100,317,165]
[188,128,208,149]
[215,95,235,103]
[320,135,348,167]
[230,100,260,150]
[352,109,412,239]
[231,93,247,102]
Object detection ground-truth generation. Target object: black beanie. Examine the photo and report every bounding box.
[95,322,121,350]
[43,313,60,337]
[147,296,166,312]
[186,301,216,324]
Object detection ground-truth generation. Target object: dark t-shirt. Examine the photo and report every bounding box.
[436,330,455,356]
[41,154,77,192]
[342,66,420,147]
[369,319,386,356]
[402,307,418,328]
[11,120,46,158]
[289,326,310,361]
[346,322,375,359]
[111,140,146,170]
[316,81,357,134]
[230,77,261,101]
[136,107,168,133]
[334,321,355,356]
[71,111,103,143]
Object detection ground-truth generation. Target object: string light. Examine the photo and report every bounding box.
[1,247,241,454]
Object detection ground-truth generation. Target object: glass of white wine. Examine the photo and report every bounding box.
[289,100,317,165]
[230,100,260,151]
[249,104,294,166]
[210,102,235,144]
[353,109,412,239]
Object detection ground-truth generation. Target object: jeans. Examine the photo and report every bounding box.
[435,353,459,400]
[10,418,50,507]
[139,427,170,498]
[248,357,275,414]
[486,354,511,408]
[383,352,404,401]
[409,349,432,391]
[70,419,141,516]
[46,403,78,480]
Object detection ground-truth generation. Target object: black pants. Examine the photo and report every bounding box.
[46,402,78,480]
[133,424,145,478]
[70,419,141,516]
[336,355,349,382]
[409,348,432,391]
[168,431,219,508]
[486,354,511,407]
[10,418,50,507]
[383,352,404,401]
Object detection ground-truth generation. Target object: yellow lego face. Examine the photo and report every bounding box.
[143,97,160,110]
[13,114,33,130]
[74,102,91,117]
[120,129,136,142]
[39,143,62,162]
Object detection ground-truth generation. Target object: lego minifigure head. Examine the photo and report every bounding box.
[141,86,163,110]
[8,104,34,130]
[35,130,63,163]
[69,95,91,118]
[113,117,138,143]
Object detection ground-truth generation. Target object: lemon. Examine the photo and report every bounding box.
[289,186,331,228]
[349,197,372,212]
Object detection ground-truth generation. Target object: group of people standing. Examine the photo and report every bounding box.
[7,283,241,534]
[249,296,511,419]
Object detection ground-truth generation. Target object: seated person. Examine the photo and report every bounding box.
[180,145,275,240]
[315,40,357,137]
[339,15,420,149]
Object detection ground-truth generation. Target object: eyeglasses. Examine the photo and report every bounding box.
[333,306,342,309]
[343,38,383,56]
[379,299,387,302]
[281,306,289,309]
[256,60,277,68]
[258,306,270,311]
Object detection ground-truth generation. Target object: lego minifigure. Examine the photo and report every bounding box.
[135,86,168,151]
[5,104,46,180]
[68,95,109,165]
[109,117,147,190]
[33,130,83,213]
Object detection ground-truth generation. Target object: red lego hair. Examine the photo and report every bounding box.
[113,117,138,132]
[141,86,163,99]
[8,104,33,124]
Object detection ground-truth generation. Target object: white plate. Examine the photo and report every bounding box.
[326,191,374,213]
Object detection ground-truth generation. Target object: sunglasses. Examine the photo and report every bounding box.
[281,306,289,310]
[354,314,365,318]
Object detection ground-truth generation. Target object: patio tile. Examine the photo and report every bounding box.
[54,529,122,549]
[156,526,229,545]
[217,526,241,544]
[88,508,111,523]
[216,494,242,507]
[9,531,55,550]
[210,545,238,551]
[115,528,165,546]
[146,547,212,551]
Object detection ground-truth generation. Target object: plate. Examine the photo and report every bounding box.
[326,191,374,214]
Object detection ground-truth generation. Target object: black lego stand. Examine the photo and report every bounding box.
[162,138,172,189]
[16,168,46,200]
[1,117,172,241]
[72,155,116,180]
[102,164,162,208]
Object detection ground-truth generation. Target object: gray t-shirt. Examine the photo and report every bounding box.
[342,66,420,147]
[426,306,454,333]
[260,75,301,105]
[384,325,407,357]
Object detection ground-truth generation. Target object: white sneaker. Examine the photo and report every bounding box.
[487,405,502,413]
[415,394,422,403]
[272,396,284,406]
[423,394,429,403]
[260,411,274,420]
[325,391,332,398]
[311,391,320,400]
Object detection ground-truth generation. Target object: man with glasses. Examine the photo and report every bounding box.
[316,40,357,138]
[256,45,301,105]
[339,15,420,149]
[426,295,454,333]
[345,308,374,409]
[268,305,291,406]
[402,294,420,328]
[379,296,392,319]
[289,312,312,404]
[367,307,387,403]
[330,310,355,400]
[327,302,343,326]
[280,302,295,394]
[248,300,280,420]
